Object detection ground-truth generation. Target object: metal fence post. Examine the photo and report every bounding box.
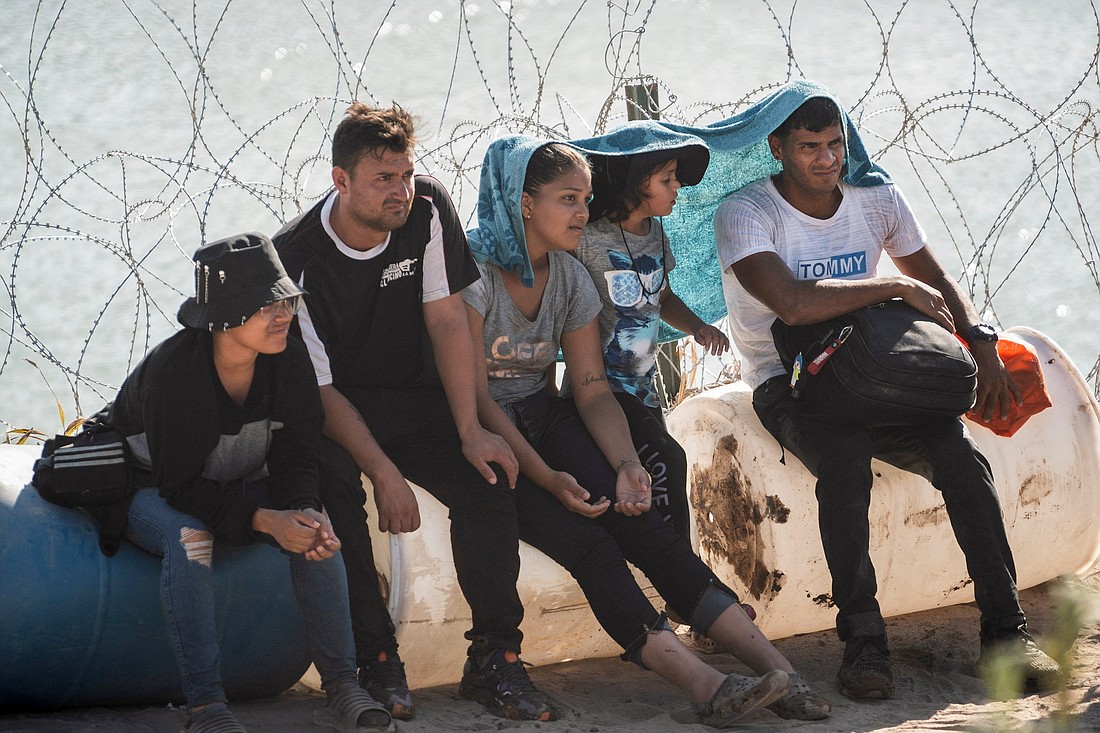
[624,82,681,409]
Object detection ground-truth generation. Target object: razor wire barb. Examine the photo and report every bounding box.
[1,0,1099,431]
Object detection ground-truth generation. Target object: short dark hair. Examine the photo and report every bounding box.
[771,97,842,140]
[523,143,590,195]
[600,149,680,223]
[332,102,418,172]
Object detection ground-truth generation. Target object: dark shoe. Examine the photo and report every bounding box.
[766,672,832,720]
[837,635,894,699]
[692,670,790,727]
[979,628,1061,694]
[458,649,556,721]
[314,682,394,733]
[358,651,415,721]
[182,702,247,733]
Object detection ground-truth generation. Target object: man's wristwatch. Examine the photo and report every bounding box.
[966,322,999,345]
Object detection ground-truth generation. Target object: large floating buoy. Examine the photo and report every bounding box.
[666,327,1100,639]
[0,445,312,711]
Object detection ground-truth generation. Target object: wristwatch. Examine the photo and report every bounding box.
[966,322,999,345]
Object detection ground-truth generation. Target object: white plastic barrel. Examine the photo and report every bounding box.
[665,327,1100,639]
[300,481,651,690]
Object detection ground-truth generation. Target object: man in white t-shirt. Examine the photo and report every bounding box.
[713,94,1059,700]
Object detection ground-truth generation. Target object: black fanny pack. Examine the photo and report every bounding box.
[770,300,978,426]
[34,426,132,508]
[33,422,135,556]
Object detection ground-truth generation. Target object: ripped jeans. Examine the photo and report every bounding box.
[126,487,358,707]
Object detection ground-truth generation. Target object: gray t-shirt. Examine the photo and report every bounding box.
[570,216,675,407]
[463,252,602,407]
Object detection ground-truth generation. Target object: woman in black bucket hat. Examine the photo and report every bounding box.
[92,232,394,732]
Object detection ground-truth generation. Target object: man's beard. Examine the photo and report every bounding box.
[353,199,412,233]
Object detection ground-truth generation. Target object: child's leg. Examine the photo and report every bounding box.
[701,592,832,721]
[701,599,795,675]
[635,628,790,725]
[636,628,726,702]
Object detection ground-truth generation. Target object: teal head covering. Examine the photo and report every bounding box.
[571,120,710,221]
[568,80,892,339]
[466,135,561,288]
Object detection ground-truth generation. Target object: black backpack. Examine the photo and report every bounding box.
[770,300,977,426]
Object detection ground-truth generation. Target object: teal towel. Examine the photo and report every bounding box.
[466,134,555,287]
[467,81,890,333]
[573,79,891,339]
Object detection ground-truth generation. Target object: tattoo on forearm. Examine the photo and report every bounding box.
[582,371,606,387]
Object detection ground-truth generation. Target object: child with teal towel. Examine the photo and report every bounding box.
[566,125,728,537]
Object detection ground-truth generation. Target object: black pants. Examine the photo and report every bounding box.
[612,391,691,537]
[752,376,1026,642]
[510,391,732,651]
[319,385,524,667]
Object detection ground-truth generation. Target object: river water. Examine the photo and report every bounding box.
[2,0,1098,430]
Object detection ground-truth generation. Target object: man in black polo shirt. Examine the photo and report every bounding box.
[274,102,555,723]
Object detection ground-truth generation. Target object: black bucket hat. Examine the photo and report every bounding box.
[177,232,305,331]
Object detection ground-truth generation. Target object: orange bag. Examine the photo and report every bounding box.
[962,332,1053,437]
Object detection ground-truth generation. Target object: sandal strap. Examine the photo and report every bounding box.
[320,683,393,732]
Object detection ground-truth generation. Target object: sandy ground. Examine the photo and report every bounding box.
[3,570,1099,733]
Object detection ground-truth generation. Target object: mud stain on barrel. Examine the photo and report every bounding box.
[1018,474,1052,507]
[943,578,973,597]
[764,495,790,523]
[905,505,946,528]
[691,435,784,602]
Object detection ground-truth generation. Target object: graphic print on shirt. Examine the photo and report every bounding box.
[488,334,554,379]
[603,249,663,403]
[380,257,418,287]
[795,251,867,280]
[202,420,279,483]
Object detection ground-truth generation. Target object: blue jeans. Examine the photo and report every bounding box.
[752,376,1025,643]
[126,487,358,707]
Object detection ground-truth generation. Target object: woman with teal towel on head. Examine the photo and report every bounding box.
[463,136,831,725]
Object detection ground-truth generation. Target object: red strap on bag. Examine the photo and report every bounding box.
[960,332,1053,437]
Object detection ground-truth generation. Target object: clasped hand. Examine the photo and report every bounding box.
[255,507,341,560]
